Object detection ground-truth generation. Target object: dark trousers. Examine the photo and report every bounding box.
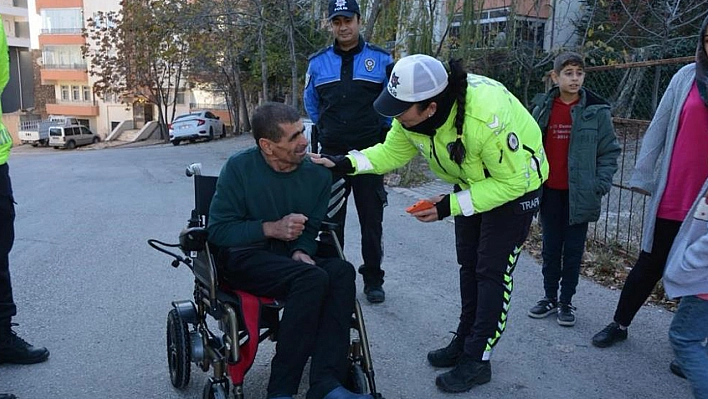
[320,164,386,286]
[454,192,536,361]
[540,188,589,304]
[0,163,15,325]
[613,217,682,327]
[220,248,356,399]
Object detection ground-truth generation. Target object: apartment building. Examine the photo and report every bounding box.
[0,0,33,142]
[36,0,227,138]
[429,0,582,53]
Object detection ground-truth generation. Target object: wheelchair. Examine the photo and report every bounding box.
[148,163,382,399]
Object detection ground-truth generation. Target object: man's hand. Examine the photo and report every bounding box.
[308,153,334,168]
[263,213,308,241]
[292,250,315,265]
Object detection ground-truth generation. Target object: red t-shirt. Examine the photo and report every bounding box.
[544,97,578,190]
[657,83,708,221]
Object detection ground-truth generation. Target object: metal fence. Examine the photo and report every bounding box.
[581,57,693,258]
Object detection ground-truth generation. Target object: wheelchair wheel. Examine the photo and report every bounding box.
[345,362,368,394]
[202,382,228,399]
[167,309,191,389]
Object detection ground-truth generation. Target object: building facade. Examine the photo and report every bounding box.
[36,0,228,138]
[0,0,33,142]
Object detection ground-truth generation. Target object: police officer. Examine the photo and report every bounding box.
[0,20,50,399]
[311,54,548,393]
[304,0,393,303]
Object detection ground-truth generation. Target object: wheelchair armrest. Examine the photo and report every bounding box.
[320,221,338,231]
[179,227,209,252]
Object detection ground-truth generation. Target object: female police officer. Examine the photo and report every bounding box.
[310,54,548,393]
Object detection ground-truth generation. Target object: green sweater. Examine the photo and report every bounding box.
[207,147,332,257]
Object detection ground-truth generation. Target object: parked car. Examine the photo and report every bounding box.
[169,111,226,146]
[18,116,83,147]
[48,125,100,149]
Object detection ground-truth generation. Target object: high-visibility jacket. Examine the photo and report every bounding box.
[0,20,11,166]
[347,74,548,217]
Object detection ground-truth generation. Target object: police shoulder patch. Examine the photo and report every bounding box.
[507,132,520,152]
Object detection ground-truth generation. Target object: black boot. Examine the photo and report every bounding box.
[0,394,17,399]
[359,265,385,304]
[0,323,50,365]
[427,333,464,368]
[435,354,491,393]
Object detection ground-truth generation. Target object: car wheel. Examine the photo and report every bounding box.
[92,137,100,144]
[208,127,214,141]
[220,125,226,138]
[66,140,76,150]
[172,139,180,146]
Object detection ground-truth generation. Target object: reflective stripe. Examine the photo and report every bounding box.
[0,127,10,145]
[456,190,474,216]
[349,150,374,172]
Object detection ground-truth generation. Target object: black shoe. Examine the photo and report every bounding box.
[427,333,464,368]
[0,394,17,399]
[528,297,557,318]
[0,324,50,365]
[557,303,576,327]
[591,322,627,348]
[669,360,687,379]
[435,355,491,393]
[363,285,385,304]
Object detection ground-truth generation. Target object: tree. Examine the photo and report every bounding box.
[83,0,190,140]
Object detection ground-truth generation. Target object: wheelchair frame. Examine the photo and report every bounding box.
[148,163,381,399]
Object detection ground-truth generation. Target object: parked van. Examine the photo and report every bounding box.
[48,125,100,149]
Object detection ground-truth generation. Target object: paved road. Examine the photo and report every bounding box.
[1,136,692,398]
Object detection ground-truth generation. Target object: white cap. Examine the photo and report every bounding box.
[374,54,449,117]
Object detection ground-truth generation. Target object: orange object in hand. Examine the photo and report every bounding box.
[406,199,435,214]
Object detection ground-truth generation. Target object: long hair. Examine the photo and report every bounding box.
[418,59,467,165]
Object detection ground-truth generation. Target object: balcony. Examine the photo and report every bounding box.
[40,28,83,35]
[35,0,82,12]
[46,98,99,117]
[38,32,85,46]
[40,66,88,84]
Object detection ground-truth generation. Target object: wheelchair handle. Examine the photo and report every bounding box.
[147,238,193,269]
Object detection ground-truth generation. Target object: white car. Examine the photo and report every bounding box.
[169,111,226,146]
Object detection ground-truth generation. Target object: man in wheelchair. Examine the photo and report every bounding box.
[207,102,373,399]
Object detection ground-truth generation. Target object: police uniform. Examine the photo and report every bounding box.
[304,36,393,293]
[348,73,548,362]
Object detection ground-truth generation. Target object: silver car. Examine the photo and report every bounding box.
[169,111,226,146]
[48,125,100,149]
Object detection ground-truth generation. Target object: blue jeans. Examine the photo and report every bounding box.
[540,188,588,304]
[669,295,708,399]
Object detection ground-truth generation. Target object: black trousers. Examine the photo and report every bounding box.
[319,164,386,286]
[540,188,589,304]
[454,191,536,361]
[0,163,15,325]
[219,248,356,399]
[613,217,682,327]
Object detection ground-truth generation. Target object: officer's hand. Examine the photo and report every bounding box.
[263,213,308,241]
[412,206,439,223]
[292,250,315,265]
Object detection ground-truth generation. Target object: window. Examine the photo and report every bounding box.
[92,12,117,29]
[176,90,186,105]
[205,112,217,119]
[61,85,69,101]
[77,119,89,128]
[42,45,85,69]
[64,128,73,136]
[82,86,90,102]
[72,86,80,101]
[41,8,83,34]
[80,127,92,136]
